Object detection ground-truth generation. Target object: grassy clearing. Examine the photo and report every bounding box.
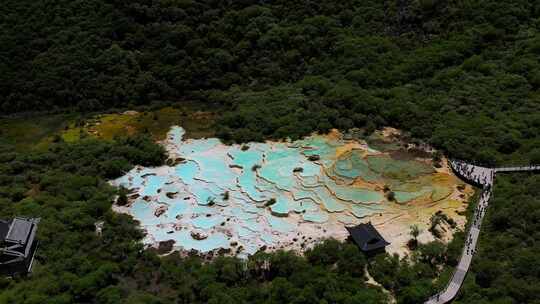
[1,104,219,151]
[0,114,79,151]
[82,106,217,141]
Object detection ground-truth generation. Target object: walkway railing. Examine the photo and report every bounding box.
[495,165,540,172]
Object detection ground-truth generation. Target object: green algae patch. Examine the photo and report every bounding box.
[333,151,381,182]
[394,189,430,203]
[365,130,402,152]
[432,185,454,201]
[367,155,435,180]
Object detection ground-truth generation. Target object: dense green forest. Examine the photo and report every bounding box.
[3,0,540,163]
[2,0,540,303]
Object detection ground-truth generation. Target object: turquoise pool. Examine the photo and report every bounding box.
[111,126,444,257]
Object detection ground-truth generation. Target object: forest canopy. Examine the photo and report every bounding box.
[1,0,540,303]
[2,0,540,163]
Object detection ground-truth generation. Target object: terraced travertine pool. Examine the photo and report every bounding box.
[112,126,469,257]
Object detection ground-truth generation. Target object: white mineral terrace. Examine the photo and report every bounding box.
[111,126,468,258]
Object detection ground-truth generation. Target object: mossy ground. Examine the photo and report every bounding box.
[0,114,78,151]
[0,104,218,151]
[74,106,217,142]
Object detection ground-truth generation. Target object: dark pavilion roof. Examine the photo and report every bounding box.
[0,217,40,275]
[0,220,9,241]
[7,218,33,245]
[346,222,389,252]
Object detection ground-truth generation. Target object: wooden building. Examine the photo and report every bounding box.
[0,217,40,276]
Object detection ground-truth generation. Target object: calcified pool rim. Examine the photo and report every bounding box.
[111,126,468,257]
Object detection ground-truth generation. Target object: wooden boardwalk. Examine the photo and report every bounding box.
[424,160,539,304]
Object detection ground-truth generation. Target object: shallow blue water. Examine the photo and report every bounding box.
[141,175,167,196]
[193,215,225,229]
[174,161,199,185]
[303,210,329,223]
[154,230,230,253]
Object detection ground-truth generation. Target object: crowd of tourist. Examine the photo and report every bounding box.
[450,160,494,186]
[426,161,495,304]
[451,160,494,254]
